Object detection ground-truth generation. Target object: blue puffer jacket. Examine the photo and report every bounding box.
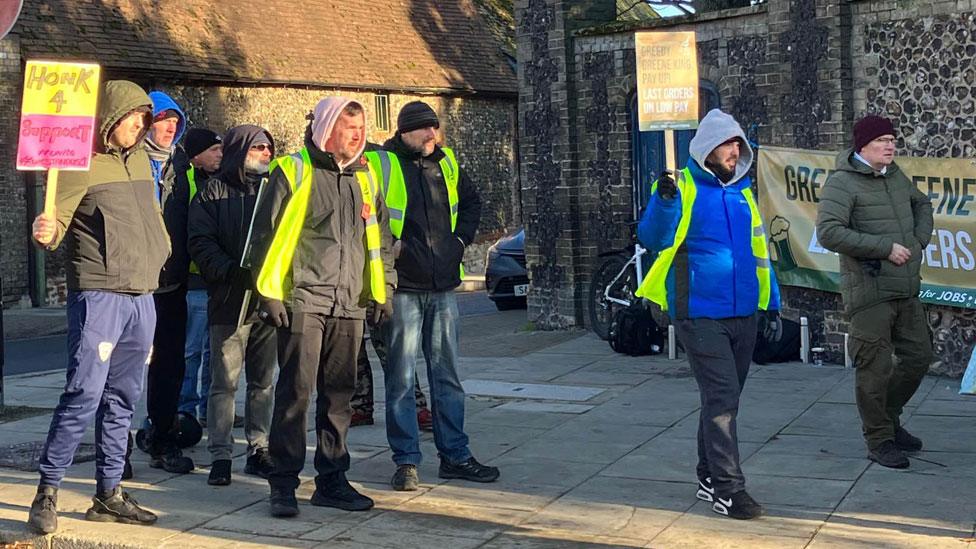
[637,110,780,320]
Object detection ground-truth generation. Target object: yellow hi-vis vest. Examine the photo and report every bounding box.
[363,147,464,277]
[635,167,772,312]
[187,166,201,275]
[255,148,387,304]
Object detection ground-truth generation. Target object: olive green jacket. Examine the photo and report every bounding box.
[815,149,933,315]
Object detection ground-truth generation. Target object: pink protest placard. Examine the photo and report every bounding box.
[17,114,96,170]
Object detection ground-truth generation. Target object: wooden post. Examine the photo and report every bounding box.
[44,167,58,217]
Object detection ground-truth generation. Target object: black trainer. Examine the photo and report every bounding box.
[696,476,714,503]
[269,487,299,517]
[438,456,500,483]
[122,459,134,480]
[310,473,374,511]
[712,490,763,520]
[208,459,232,486]
[85,487,157,525]
[244,448,274,479]
[868,440,910,469]
[149,449,194,474]
[391,464,419,491]
[894,427,923,453]
[27,486,58,534]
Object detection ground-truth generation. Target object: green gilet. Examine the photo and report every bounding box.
[188,166,200,275]
[255,148,387,304]
[635,167,772,311]
[363,147,463,276]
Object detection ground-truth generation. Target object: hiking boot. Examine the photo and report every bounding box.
[350,411,374,427]
[894,427,923,453]
[696,476,714,503]
[269,487,299,517]
[244,448,274,479]
[711,490,763,520]
[391,464,419,491]
[438,456,500,483]
[868,440,910,469]
[27,486,58,534]
[417,407,434,432]
[208,459,232,486]
[310,473,374,511]
[149,449,194,474]
[85,486,157,525]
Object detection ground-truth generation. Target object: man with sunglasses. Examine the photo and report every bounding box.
[188,125,278,485]
[27,80,168,533]
[816,115,934,469]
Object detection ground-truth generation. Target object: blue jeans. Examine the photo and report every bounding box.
[382,290,470,466]
[179,289,210,418]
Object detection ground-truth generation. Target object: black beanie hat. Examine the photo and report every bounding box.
[853,115,895,152]
[397,101,439,134]
[183,128,222,160]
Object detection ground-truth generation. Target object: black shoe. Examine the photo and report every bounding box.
[122,458,133,481]
[208,459,232,486]
[149,449,194,474]
[27,486,58,534]
[391,464,419,491]
[310,473,374,511]
[85,487,158,525]
[438,456,500,483]
[269,487,299,517]
[712,490,763,520]
[695,476,714,503]
[894,427,923,453]
[244,448,274,479]
[868,440,910,469]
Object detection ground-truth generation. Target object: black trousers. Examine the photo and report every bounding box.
[146,288,188,455]
[268,312,362,492]
[675,314,758,497]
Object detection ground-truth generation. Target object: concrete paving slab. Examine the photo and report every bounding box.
[755,433,868,459]
[913,396,976,416]
[926,382,976,401]
[649,502,826,549]
[327,526,487,549]
[809,515,975,548]
[462,380,605,402]
[495,401,595,414]
[162,528,321,548]
[467,407,578,430]
[549,370,654,388]
[744,473,853,509]
[538,418,663,447]
[742,448,869,481]
[901,415,976,452]
[414,482,557,513]
[540,335,620,357]
[600,433,762,483]
[781,402,865,438]
[481,532,646,548]
[357,500,529,541]
[502,439,639,465]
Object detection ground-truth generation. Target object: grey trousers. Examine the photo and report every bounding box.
[207,320,277,461]
[675,314,758,497]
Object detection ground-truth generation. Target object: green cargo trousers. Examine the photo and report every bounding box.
[849,297,933,450]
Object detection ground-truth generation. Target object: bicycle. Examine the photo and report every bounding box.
[587,228,652,341]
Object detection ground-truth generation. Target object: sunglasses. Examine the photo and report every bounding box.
[250,143,272,152]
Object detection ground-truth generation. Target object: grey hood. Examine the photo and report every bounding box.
[688,109,753,185]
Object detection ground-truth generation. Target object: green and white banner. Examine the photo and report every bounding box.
[758,145,976,309]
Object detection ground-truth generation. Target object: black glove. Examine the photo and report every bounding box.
[368,300,393,327]
[761,310,783,343]
[656,170,677,200]
[258,299,289,328]
[231,266,253,290]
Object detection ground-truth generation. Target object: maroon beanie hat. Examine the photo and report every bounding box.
[853,115,895,152]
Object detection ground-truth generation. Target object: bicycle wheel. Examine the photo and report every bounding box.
[588,254,639,340]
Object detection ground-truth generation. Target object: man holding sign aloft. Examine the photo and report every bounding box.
[28,80,166,533]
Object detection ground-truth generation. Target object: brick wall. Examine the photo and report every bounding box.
[518,0,976,376]
[0,35,27,306]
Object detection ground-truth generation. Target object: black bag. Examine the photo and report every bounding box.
[609,302,665,356]
[753,317,801,364]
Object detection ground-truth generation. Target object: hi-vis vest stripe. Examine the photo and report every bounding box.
[255,149,387,304]
[635,167,772,312]
[363,147,464,277]
[187,166,201,275]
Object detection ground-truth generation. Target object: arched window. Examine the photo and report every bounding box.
[630,81,721,217]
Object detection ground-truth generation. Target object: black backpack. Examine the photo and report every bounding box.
[609,302,665,356]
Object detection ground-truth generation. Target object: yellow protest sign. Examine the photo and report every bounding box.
[634,31,699,131]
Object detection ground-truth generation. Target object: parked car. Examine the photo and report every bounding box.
[485,229,527,310]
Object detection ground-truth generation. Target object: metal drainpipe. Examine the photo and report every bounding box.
[31,175,46,307]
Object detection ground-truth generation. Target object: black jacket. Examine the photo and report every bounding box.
[188,125,274,325]
[249,132,396,319]
[156,147,191,291]
[382,135,481,292]
[186,164,213,291]
[49,81,170,294]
